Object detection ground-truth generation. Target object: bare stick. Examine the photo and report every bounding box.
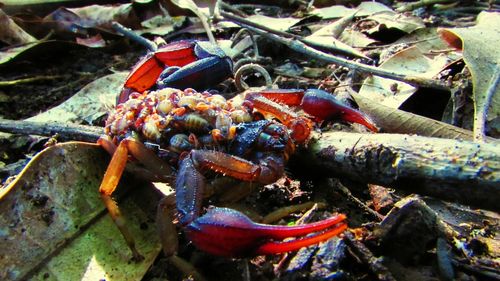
[301,132,500,211]
[2,119,498,210]
[336,180,384,221]
[0,119,102,143]
[474,66,500,143]
[220,11,450,91]
[112,22,157,52]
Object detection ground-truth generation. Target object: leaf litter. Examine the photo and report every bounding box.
[0,1,498,281]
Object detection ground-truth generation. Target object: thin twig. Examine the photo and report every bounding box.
[220,11,450,91]
[0,119,102,143]
[336,180,384,221]
[112,22,157,52]
[344,232,397,281]
[0,75,65,87]
[474,66,500,143]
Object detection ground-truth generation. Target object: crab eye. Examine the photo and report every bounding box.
[256,133,286,151]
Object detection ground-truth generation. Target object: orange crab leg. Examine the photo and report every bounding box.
[98,137,174,261]
[98,139,144,260]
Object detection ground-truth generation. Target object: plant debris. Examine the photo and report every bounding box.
[0,1,498,281]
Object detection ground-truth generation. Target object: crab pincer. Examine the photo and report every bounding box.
[119,40,233,103]
[184,207,347,257]
[248,89,378,133]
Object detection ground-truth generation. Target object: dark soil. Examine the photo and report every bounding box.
[0,42,140,120]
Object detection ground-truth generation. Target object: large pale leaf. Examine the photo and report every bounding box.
[27,72,127,124]
[394,28,456,54]
[439,12,500,130]
[359,46,450,108]
[245,15,301,32]
[366,11,425,34]
[311,1,392,19]
[0,142,161,280]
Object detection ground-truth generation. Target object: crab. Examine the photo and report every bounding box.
[98,40,378,261]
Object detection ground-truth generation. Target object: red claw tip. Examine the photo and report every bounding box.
[302,90,378,132]
[184,207,347,257]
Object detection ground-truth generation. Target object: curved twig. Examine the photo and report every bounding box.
[234,63,273,91]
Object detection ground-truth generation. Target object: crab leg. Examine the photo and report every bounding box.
[97,137,174,261]
[176,150,347,257]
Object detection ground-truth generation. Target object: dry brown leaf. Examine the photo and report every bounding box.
[0,40,82,66]
[0,142,161,280]
[170,0,216,43]
[43,4,141,37]
[352,91,482,140]
[0,8,37,45]
[304,10,368,58]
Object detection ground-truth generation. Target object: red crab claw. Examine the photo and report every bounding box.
[124,41,199,93]
[184,207,348,257]
[119,41,233,103]
[251,89,378,133]
[158,41,233,91]
[175,149,348,257]
[301,89,378,132]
